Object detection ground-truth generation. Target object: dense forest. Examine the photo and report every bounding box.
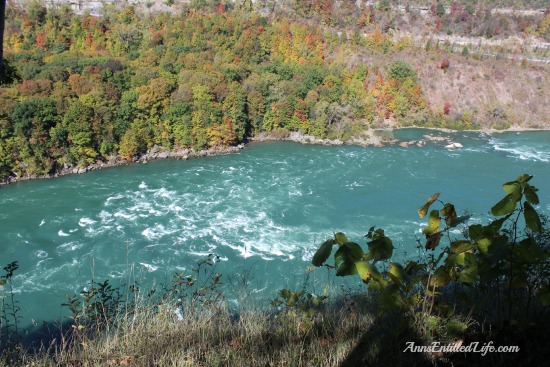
[0,3,549,365]
[0,0,549,181]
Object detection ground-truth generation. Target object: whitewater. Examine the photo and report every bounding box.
[0,129,549,330]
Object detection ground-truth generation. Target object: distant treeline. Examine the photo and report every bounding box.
[0,4,427,179]
[0,2,548,180]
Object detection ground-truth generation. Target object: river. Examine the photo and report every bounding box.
[0,129,549,330]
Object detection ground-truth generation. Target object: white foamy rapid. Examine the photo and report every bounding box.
[2,133,550,330]
[488,136,550,162]
[78,217,96,227]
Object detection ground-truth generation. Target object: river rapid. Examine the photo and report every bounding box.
[0,129,549,330]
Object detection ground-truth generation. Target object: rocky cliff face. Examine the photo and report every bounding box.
[15,0,187,16]
[10,0,114,15]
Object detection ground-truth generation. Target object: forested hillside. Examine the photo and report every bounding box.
[0,1,549,181]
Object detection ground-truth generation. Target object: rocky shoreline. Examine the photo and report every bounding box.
[2,126,549,186]
[0,144,245,186]
[249,126,550,148]
[249,129,388,147]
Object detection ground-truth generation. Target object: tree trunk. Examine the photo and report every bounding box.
[0,0,6,77]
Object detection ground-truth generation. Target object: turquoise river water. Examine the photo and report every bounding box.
[0,129,549,331]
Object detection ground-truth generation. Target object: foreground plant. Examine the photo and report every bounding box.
[0,262,22,365]
[311,174,550,341]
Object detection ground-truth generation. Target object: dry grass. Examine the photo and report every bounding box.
[6,299,376,367]
[3,284,548,366]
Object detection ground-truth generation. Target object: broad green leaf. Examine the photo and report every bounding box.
[476,236,508,264]
[430,266,451,287]
[382,237,394,259]
[477,238,491,254]
[356,261,378,282]
[312,239,334,267]
[447,251,475,266]
[418,193,440,218]
[502,181,521,195]
[491,192,521,216]
[336,260,357,277]
[469,224,484,241]
[388,262,407,285]
[515,238,547,263]
[440,203,457,226]
[334,242,364,267]
[486,214,512,234]
[365,236,393,261]
[524,184,540,205]
[451,240,473,254]
[459,252,476,266]
[422,210,441,236]
[458,266,478,283]
[524,202,542,233]
[445,253,459,266]
[334,232,349,246]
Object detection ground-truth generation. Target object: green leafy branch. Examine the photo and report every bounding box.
[311,174,550,338]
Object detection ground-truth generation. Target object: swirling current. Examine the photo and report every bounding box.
[1,129,549,329]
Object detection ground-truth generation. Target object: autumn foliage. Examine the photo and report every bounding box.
[0,3,432,178]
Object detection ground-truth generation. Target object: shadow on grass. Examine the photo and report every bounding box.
[339,311,550,367]
[20,320,73,353]
[339,311,429,367]
[1,318,77,361]
[3,305,550,366]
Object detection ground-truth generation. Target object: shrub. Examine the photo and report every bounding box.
[388,61,417,82]
[443,101,451,115]
[312,174,549,340]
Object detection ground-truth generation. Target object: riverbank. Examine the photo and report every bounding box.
[2,125,549,186]
[0,144,245,186]
[249,125,550,147]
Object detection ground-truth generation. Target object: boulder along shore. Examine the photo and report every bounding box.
[2,126,549,185]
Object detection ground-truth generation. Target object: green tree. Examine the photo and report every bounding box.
[222,83,247,142]
[190,84,219,148]
[111,24,143,55]
[63,100,97,165]
[119,128,139,159]
[436,1,446,17]
[377,0,390,12]
[10,98,58,175]
[136,76,177,116]
[388,60,417,82]
[114,90,138,141]
[0,0,5,78]
[191,110,209,149]
[247,90,265,134]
